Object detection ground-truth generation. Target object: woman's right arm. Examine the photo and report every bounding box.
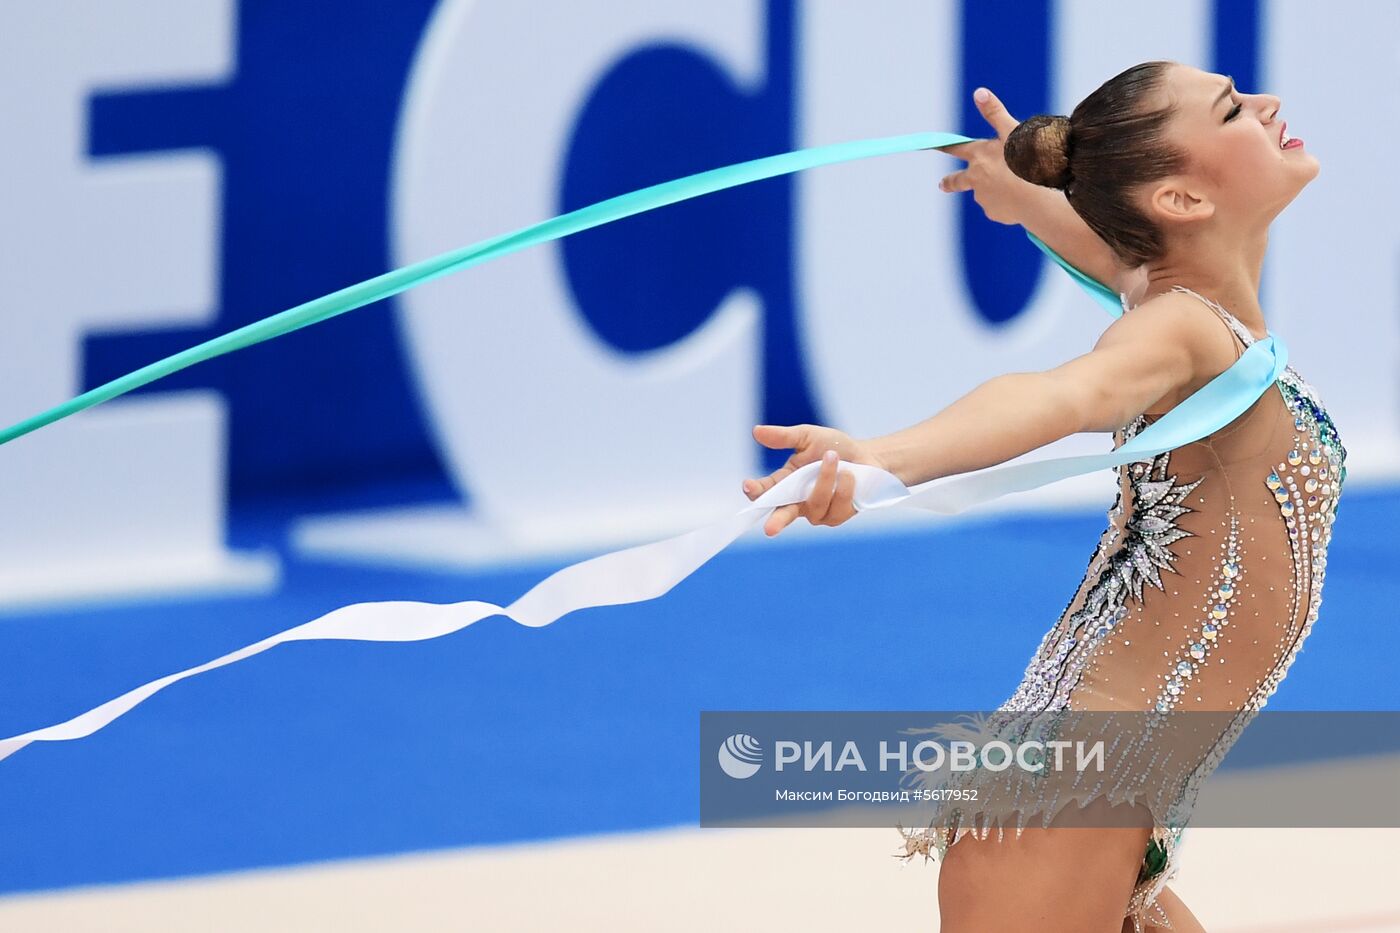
[863,294,1222,487]
[744,292,1225,533]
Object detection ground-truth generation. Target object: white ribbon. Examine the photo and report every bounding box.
[0,329,1283,763]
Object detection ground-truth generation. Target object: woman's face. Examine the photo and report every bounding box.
[1155,63,1319,227]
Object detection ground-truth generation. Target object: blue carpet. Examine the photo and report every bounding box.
[0,482,1393,894]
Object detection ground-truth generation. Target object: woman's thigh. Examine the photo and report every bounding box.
[936,799,1154,933]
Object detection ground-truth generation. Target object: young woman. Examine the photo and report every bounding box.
[741,61,1343,932]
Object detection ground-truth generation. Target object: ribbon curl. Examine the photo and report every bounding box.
[0,131,1287,760]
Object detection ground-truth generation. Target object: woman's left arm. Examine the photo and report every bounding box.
[938,87,1137,297]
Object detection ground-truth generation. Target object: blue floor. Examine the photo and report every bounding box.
[0,482,1394,895]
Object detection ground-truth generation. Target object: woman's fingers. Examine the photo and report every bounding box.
[745,423,827,499]
[743,424,808,499]
[752,423,807,450]
[765,503,800,537]
[743,426,861,531]
[937,139,976,161]
[804,450,840,523]
[939,170,972,193]
[744,459,796,500]
[761,453,834,535]
[973,86,1020,138]
[829,468,858,524]
[811,467,858,527]
[763,454,861,536]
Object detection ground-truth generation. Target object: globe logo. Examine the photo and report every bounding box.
[718,733,763,779]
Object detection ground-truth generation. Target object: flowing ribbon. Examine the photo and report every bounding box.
[1024,229,1127,318]
[0,130,1288,761]
[0,131,975,447]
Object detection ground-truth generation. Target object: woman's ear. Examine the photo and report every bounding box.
[1149,178,1216,225]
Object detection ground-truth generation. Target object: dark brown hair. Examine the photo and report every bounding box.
[1003,61,1187,267]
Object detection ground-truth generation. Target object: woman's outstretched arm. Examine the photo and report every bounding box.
[743,292,1231,536]
[863,295,1221,487]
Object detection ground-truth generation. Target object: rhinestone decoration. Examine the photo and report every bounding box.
[1154,513,1241,714]
[1001,421,1204,713]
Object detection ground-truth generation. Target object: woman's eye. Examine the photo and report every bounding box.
[1226,102,1243,122]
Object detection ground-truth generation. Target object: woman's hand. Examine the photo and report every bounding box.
[741,424,888,537]
[942,87,1138,299]
[936,87,1043,226]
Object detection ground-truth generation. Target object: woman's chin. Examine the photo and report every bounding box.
[1293,150,1321,181]
[1275,162,1320,212]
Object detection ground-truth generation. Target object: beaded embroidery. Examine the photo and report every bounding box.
[1000,436,1205,713]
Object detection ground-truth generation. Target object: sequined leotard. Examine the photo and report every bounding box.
[896,285,1348,931]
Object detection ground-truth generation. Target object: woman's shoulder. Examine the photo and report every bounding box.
[1106,290,1243,416]
[1114,289,1240,355]
[1119,286,1217,323]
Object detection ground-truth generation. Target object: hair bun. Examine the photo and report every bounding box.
[1004,114,1074,190]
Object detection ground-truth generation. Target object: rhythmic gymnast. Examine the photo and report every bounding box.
[743,61,1339,933]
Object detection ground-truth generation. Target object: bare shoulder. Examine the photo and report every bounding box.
[1096,291,1210,343]
[1093,291,1241,414]
[1098,291,1237,362]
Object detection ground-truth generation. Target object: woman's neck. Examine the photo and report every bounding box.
[1134,228,1270,338]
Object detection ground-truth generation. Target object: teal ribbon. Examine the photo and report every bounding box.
[0,129,1282,449]
[1024,229,1126,318]
[0,132,970,446]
